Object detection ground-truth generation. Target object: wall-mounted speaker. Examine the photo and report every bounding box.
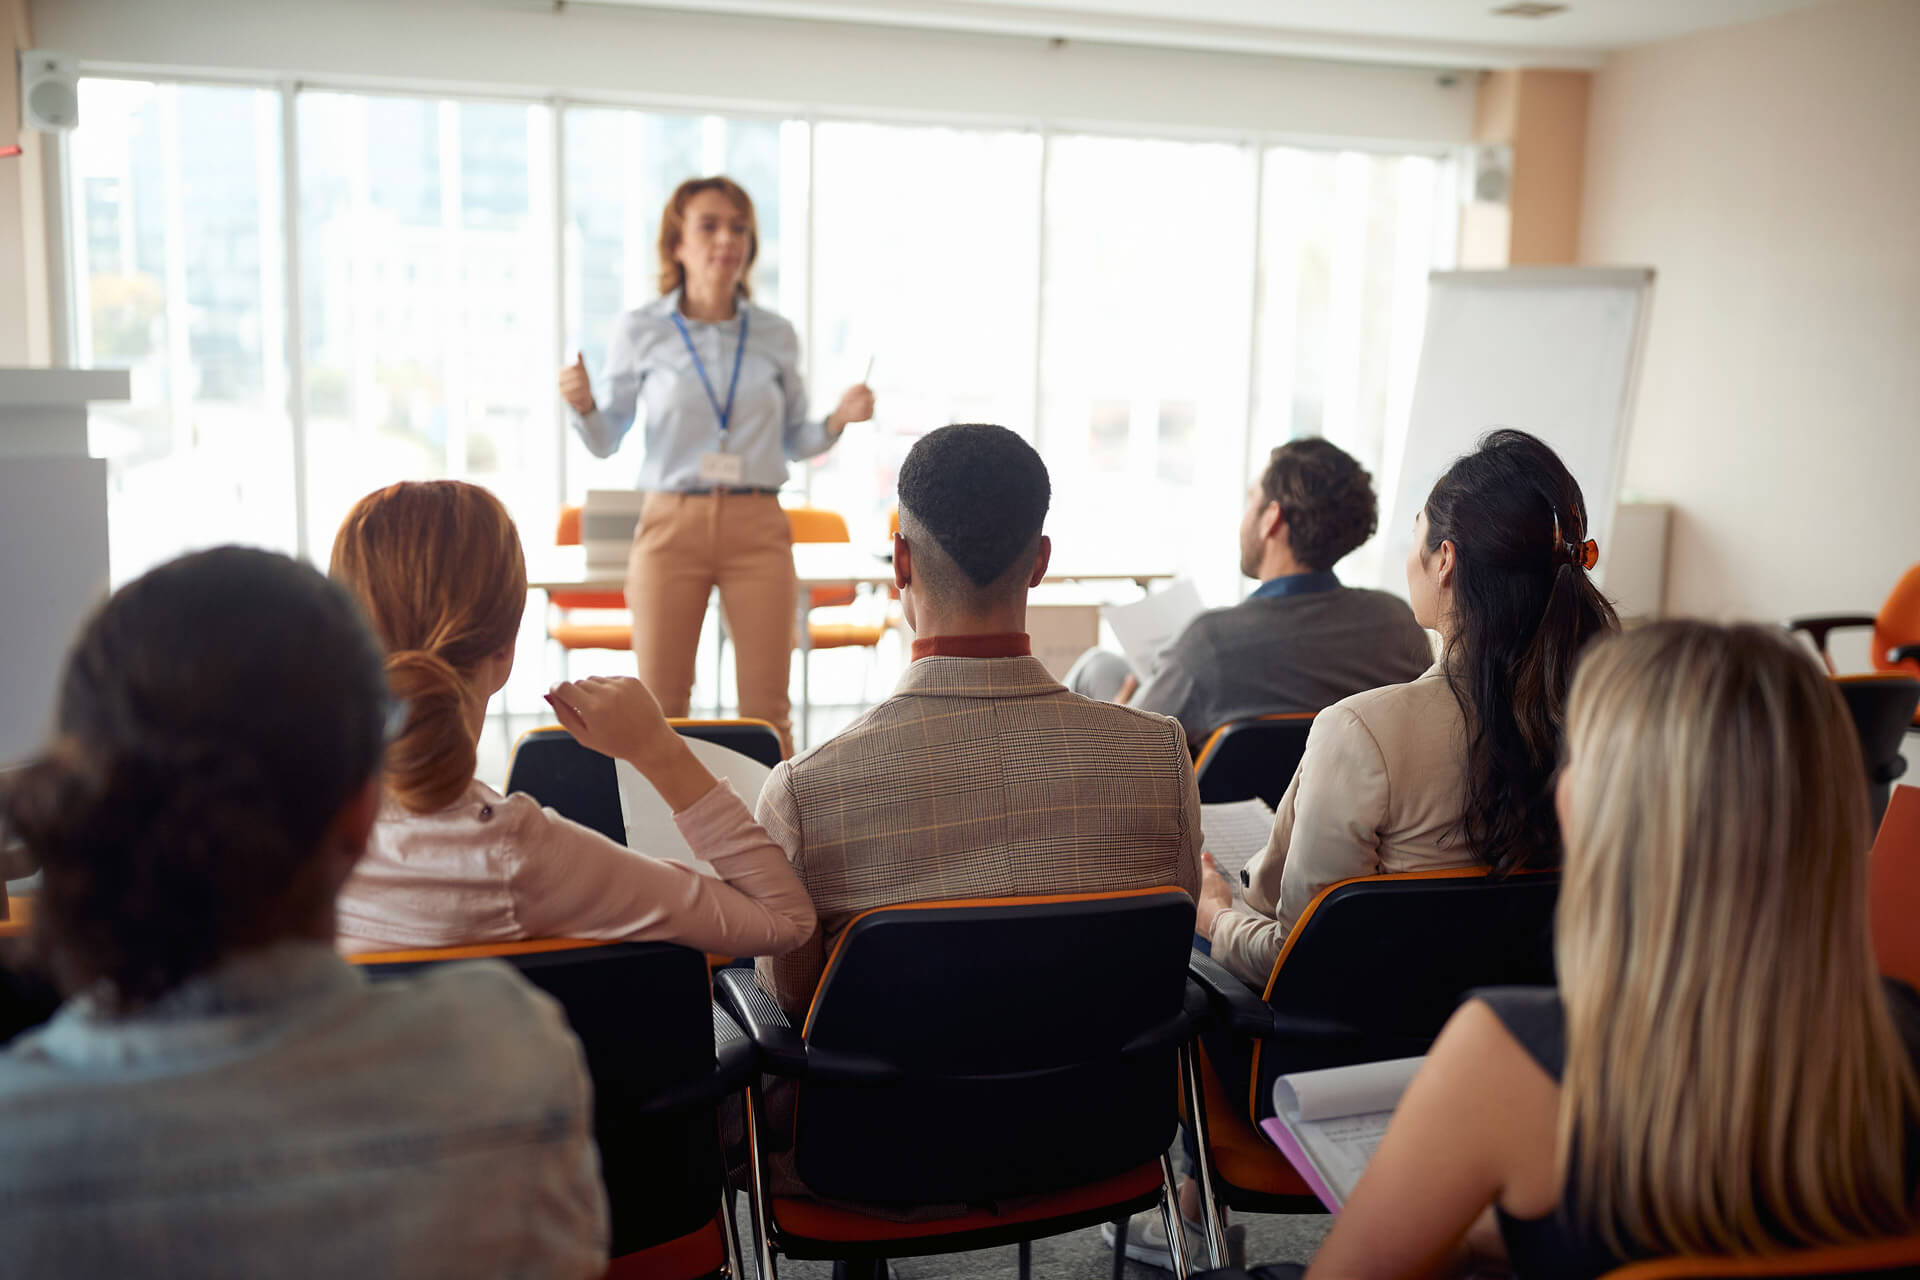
[19,51,79,133]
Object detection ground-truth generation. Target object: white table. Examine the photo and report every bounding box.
[528,543,1177,746]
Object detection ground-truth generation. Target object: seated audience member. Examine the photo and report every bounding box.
[756,423,1202,1019]
[1304,621,1920,1280]
[0,547,607,1274]
[1068,438,1432,747]
[327,479,815,957]
[1201,429,1618,986]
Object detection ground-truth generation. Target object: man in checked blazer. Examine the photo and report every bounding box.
[755,423,1203,1020]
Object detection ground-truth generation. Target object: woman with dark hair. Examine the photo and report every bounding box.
[1201,429,1618,986]
[0,547,607,1275]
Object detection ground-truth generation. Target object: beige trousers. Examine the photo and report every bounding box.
[624,491,797,758]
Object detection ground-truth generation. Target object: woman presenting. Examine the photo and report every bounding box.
[558,176,872,758]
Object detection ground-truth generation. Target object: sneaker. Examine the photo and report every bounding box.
[1101,1208,1245,1272]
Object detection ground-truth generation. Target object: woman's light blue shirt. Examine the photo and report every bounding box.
[571,289,842,490]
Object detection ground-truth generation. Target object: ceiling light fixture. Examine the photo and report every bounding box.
[1492,2,1569,16]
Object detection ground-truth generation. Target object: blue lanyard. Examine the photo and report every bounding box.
[670,309,749,435]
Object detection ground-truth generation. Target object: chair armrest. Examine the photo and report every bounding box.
[1785,614,1877,652]
[715,968,808,1078]
[712,967,901,1084]
[1891,644,1920,668]
[632,1003,759,1116]
[1188,948,1276,1038]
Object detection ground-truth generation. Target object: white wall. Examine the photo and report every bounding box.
[34,0,1474,146]
[1581,0,1920,629]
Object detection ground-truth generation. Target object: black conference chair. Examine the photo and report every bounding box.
[669,718,785,768]
[356,939,749,1278]
[1193,714,1316,808]
[716,887,1205,1279]
[506,720,782,843]
[1832,674,1920,830]
[1182,867,1561,1250]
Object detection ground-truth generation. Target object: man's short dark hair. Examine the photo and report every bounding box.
[897,424,1051,594]
[1259,438,1379,571]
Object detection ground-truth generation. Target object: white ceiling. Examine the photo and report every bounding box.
[589,0,1831,68]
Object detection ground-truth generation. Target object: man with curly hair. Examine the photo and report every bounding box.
[1070,438,1433,749]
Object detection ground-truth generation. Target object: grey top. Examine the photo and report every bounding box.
[0,942,607,1277]
[1134,585,1435,746]
[569,288,843,491]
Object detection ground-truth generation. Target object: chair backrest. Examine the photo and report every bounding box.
[506,726,624,842]
[1874,563,1920,676]
[668,718,785,767]
[1872,785,1920,990]
[1834,675,1920,829]
[1249,867,1561,1119]
[354,940,720,1258]
[1599,1234,1920,1280]
[786,505,857,610]
[1194,714,1317,807]
[793,887,1197,1205]
[551,503,628,610]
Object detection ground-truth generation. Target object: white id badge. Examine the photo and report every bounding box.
[697,451,746,486]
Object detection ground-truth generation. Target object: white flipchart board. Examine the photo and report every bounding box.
[1376,268,1656,595]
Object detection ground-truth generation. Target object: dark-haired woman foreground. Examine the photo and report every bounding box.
[0,548,606,1276]
[1203,428,1618,985]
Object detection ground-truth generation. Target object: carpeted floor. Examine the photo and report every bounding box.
[723,1196,1334,1278]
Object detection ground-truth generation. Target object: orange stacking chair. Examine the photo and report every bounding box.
[1183,867,1561,1257]
[1789,563,1920,724]
[1193,714,1317,806]
[547,504,634,661]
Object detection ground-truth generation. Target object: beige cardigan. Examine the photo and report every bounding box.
[1208,662,1477,986]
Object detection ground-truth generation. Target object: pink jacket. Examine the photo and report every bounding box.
[337,778,816,957]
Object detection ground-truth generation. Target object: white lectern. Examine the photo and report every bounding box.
[1,368,127,766]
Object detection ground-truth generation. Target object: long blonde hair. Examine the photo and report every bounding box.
[329,481,527,814]
[1556,620,1918,1257]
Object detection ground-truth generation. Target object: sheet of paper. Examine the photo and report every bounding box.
[1278,1056,1425,1122]
[1101,579,1205,680]
[615,738,773,876]
[1264,1056,1426,1209]
[1200,798,1275,888]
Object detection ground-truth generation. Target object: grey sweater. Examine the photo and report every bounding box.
[1134,586,1434,746]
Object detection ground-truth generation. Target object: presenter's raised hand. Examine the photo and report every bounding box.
[557,351,596,415]
[827,383,875,433]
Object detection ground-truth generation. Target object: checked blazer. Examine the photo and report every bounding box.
[754,654,1203,1019]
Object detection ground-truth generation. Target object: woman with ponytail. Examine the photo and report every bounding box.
[1202,429,1617,986]
[327,479,815,957]
[1304,621,1920,1279]
[0,547,607,1273]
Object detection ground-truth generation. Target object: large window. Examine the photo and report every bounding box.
[298,92,556,556]
[67,79,295,582]
[806,122,1043,546]
[64,77,1455,614]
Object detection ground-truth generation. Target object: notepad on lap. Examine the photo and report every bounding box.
[1259,1056,1425,1211]
[1200,798,1275,887]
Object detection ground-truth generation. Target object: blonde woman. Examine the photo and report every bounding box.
[1305,621,1920,1280]
[328,479,815,959]
[557,176,874,758]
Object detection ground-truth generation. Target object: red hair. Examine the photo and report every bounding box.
[329,481,527,814]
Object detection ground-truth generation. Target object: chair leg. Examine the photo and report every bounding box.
[1018,1238,1032,1280]
[742,1084,779,1280]
[1181,1042,1231,1268]
[718,1185,745,1280]
[1159,1152,1192,1280]
[1111,1218,1129,1280]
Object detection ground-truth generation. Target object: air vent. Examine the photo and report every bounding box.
[1492,2,1568,16]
